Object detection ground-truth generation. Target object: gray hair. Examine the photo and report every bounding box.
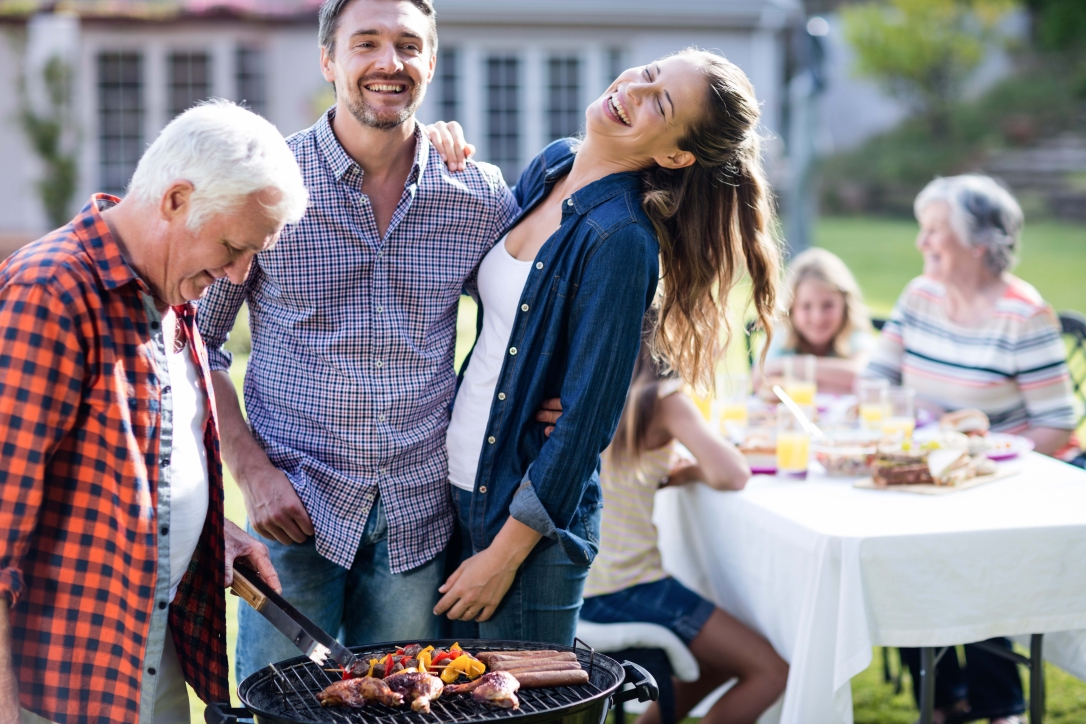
[914,175,1024,275]
[318,0,437,57]
[128,100,309,231]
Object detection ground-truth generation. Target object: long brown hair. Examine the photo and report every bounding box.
[640,48,781,393]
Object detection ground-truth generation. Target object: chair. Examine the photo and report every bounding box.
[576,619,700,724]
[1060,311,1086,420]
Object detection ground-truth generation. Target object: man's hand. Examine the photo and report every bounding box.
[0,602,21,724]
[535,398,563,437]
[424,121,475,172]
[239,462,314,545]
[224,519,282,593]
[211,370,314,546]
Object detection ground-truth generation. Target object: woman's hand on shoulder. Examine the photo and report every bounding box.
[659,391,751,491]
[424,120,475,172]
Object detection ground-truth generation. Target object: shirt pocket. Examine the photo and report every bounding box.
[539,276,574,357]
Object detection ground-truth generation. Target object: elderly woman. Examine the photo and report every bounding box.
[866,175,1080,724]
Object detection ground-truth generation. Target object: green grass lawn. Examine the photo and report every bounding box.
[188,216,1086,721]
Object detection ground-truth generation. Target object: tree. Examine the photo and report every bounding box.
[1026,0,1086,52]
[20,55,79,229]
[842,0,1015,137]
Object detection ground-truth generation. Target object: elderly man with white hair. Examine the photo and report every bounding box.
[0,100,306,724]
[865,174,1079,724]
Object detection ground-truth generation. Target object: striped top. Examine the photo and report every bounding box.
[584,384,682,598]
[867,276,1079,433]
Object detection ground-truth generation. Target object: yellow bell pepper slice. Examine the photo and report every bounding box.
[440,653,487,683]
[418,650,432,673]
[366,658,378,678]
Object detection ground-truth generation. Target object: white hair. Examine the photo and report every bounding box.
[128,99,309,230]
[914,174,1024,275]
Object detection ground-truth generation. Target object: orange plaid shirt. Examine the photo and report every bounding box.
[0,196,228,722]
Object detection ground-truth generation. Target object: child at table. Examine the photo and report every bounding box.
[581,338,788,724]
[756,248,874,395]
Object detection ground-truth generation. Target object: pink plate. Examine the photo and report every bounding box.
[751,465,778,475]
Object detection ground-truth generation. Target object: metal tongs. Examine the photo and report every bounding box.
[772,384,825,439]
[231,561,359,672]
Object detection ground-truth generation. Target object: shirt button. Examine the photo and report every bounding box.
[379,467,388,475]
[521,304,529,312]
[158,601,167,610]
[377,251,384,259]
[378,414,386,422]
[509,347,517,356]
[535,262,543,270]
[567,199,573,206]
[375,361,384,368]
[161,526,169,536]
[150,321,160,331]
[376,305,384,313]
[479,486,487,494]
[162,385,171,395]
[160,456,170,467]
[498,393,506,401]
[487,436,496,444]
[147,667,157,676]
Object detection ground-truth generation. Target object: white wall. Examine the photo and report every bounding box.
[0,29,48,234]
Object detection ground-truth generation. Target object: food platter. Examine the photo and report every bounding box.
[912,429,1035,460]
[854,465,1019,494]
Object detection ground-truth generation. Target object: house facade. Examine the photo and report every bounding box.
[0,0,801,236]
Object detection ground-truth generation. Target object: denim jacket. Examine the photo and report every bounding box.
[462,139,660,566]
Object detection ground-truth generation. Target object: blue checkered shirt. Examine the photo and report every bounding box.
[198,108,518,573]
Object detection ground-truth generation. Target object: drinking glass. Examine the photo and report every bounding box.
[783,355,817,406]
[716,373,750,442]
[858,378,889,431]
[881,387,916,440]
[776,404,812,479]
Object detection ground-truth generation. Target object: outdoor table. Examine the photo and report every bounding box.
[653,451,1086,724]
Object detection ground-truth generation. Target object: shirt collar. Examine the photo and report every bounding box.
[74,194,147,293]
[566,170,642,215]
[315,106,430,188]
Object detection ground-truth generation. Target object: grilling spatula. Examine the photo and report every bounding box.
[231,561,359,672]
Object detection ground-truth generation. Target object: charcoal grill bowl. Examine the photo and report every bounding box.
[206,639,657,724]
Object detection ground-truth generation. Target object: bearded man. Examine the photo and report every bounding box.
[197,0,521,680]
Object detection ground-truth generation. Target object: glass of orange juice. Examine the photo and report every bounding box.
[881,387,916,440]
[783,355,817,406]
[776,404,812,479]
[858,378,889,431]
[717,373,750,442]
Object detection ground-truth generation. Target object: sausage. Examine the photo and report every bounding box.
[512,670,590,688]
[476,650,566,665]
[490,660,582,673]
[488,664,582,672]
[481,651,577,664]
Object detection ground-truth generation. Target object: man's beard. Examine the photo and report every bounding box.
[343,75,424,131]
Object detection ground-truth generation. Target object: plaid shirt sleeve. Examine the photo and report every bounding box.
[0,281,85,605]
[198,258,260,372]
[463,165,520,301]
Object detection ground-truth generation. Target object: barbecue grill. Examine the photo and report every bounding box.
[205,639,658,724]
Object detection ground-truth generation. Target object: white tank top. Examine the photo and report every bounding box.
[446,237,533,491]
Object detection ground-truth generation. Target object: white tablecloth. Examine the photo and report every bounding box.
[653,452,1086,724]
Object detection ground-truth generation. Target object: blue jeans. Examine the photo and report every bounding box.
[446,486,596,645]
[581,577,716,645]
[236,499,445,681]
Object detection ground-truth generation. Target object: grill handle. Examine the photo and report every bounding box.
[612,660,660,705]
[203,703,255,724]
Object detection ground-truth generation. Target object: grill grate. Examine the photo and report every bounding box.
[242,642,616,724]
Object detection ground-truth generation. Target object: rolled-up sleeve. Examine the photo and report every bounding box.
[509,225,657,559]
[197,263,258,372]
[0,283,84,605]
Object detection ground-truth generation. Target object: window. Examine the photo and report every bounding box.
[438,48,458,123]
[607,48,625,86]
[486,56,520,181]
[169,52,211,118]
[236,47,266,115]
[98,52,143,196]
[547,56,581,141]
